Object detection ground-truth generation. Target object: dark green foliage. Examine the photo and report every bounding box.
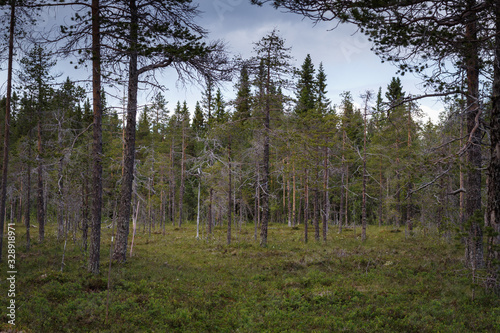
[192,101,205,133]
[213,88,228,124]
[295,54,316,117]
[137,106,151,143]
[315,62,330,114]
[234,64,252,122]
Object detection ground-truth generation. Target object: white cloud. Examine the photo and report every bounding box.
[420,104,444,124]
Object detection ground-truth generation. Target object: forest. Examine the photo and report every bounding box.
[1,0,500,332]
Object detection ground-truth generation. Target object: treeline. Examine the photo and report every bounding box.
[0,0,498,295]
[1,32,482,260]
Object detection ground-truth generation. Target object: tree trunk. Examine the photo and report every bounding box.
[345,164,349,228]
[323,146,329,242]
[304,169,309,243]
[170,142,175,226]
[0,0,15,262]
[314,189,320,241]
[209,188,213,235]
[179,126,186,227]
[464,3,484,269]
[88,0,103,275]
[460,116,465,230]
[36,100,45,242]
[57,159,64,241]
[340,163,344,234]
[362,101,367,242]
[148,175,152,237]
[407,103,413,232]
[292,162,296,227]
[57,118,65,241]
[82,173,89,252]
[161,185,166,235]
[196,178,200,239]
[260,91,270,247]
[395,138,401,229]
[227,136,232,245]
[26,143,31,250]
[486,0,500,294]
[378,154,383,227]
[287,173,292,227]
[255,158,260,241]
[113,0,138,262]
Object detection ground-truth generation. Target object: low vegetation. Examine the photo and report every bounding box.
[1,222,499,332]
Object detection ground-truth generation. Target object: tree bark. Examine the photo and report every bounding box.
[395,138,401,229]
[486,0,500,294]
[82,173,89,252]
[287,161,291,227]
[379,154,383,227]
[209,188,213,235]
[113,0,138,262]
[57,123,64,241]
[179,126,186,227]
[255,157,260,241]
[345,164,349,228]
[323,145,329,242]
[304,169,309,243]
[0,0,15,261]
[292,162,296,227]
[314,189,320,241]
[362,97,369,241]
[88,0,103,275]
[464,2,484,269]
[227,136,232,245]
[407,103,413,232]
[36,60,46,243]
[339,161,344,234]
[196,178,200,239]
[460,115,465,230]
[170,142,175,226]
[25,139,31,250]
[260,71,271,246]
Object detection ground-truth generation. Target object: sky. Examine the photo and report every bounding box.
[1,0,445,123]
[166,0,444,122]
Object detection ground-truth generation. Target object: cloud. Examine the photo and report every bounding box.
[420,104,444,123]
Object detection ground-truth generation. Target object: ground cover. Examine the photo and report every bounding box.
[1,223,499,332]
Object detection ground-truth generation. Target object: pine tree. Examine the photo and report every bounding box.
[19,45,56,243]
[111,0,230,263]
[252,29,293,246]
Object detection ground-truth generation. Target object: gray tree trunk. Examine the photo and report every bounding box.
[486,0,500,294]
[464,5,484,269]
[88,0,103,275]
[113,0,138,263]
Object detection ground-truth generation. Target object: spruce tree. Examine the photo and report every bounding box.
[214,88,228,124]
[315,62,330,114]
[234,65,252,122]
[192,101,205,134]
[295,54,315,117]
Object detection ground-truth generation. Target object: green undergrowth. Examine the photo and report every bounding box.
[1,223,499,332]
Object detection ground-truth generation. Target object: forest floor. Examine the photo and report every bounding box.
[1,222,499,332]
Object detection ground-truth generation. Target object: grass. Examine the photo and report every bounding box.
[1,222,499,332]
